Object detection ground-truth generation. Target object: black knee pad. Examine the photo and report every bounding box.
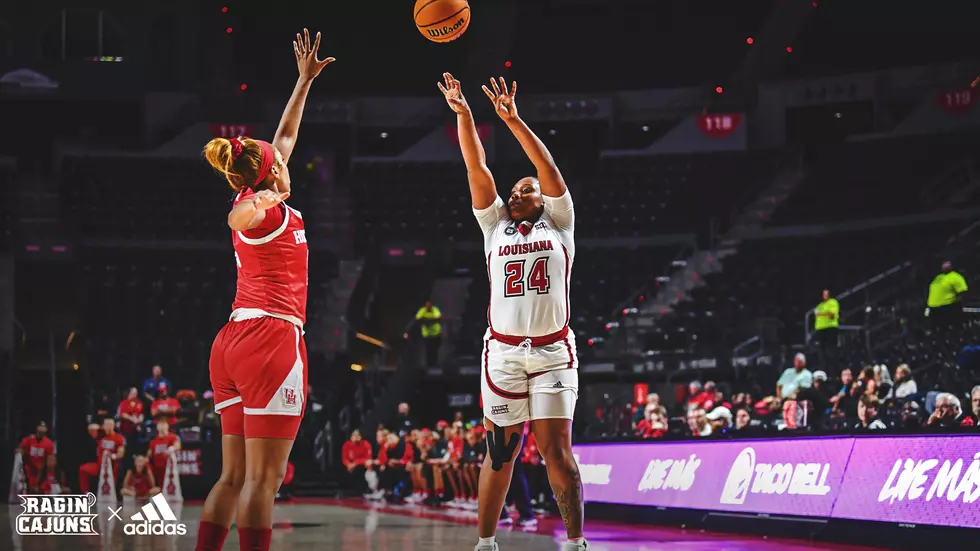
[486,427,521,472]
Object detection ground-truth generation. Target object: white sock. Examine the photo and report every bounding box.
[478,536,496,545]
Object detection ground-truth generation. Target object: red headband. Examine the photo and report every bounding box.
[253,140,276,188]
[229,137,276,189]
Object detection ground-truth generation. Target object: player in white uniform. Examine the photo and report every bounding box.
[438,73,588,551]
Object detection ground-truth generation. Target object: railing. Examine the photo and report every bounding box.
[803,261,914,345]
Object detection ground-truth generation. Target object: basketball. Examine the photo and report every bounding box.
[414,0,470,43]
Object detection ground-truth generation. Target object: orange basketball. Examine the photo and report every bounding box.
[414,0,470,43]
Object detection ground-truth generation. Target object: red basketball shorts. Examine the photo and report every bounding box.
[209,316,307,439]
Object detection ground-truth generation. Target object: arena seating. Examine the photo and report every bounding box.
[669,220,970,348]
[352,150,784,246]
[0,164,11,253]
[769,131,980,225]
[579,151,784,238]
[786,0,980,77]
[61,156,316,241]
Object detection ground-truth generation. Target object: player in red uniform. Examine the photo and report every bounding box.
[121,455,158,500]
[148,418,181,492]
[78,418,125,494]
[19,421,55,493]
[196,28,334,551]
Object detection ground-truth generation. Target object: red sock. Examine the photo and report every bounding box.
[238,527,272,551]
[195,521,229,551]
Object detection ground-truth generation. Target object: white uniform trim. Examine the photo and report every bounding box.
[242,325,305,416]
[229,308,303,329]
[214,396,242,413]
[237,205,290,245]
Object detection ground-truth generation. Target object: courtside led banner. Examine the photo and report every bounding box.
[573,435,980,528]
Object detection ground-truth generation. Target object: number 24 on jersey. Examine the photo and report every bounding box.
[504,257,551,297]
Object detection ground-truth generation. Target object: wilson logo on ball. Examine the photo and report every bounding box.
[415,0,471,43]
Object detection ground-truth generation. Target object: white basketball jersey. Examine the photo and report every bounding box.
[474,192,575,338]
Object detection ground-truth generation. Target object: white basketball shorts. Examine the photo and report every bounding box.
[480,329,579,427]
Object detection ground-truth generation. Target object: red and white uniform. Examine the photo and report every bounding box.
[209,188,309,439]
[19,436,54,488]
[474,191,579,426]
[126,468,154,498]
[149,432,179,487]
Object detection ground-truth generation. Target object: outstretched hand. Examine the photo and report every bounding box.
[482,77,518,121]
[293,28,335,82]
[252,188,290,211]
[437,72,470,115]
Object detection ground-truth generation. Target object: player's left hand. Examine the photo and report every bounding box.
[483,77,518,121]
[294,28,335,82]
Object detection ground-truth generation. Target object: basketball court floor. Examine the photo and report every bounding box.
[3,497,892,551]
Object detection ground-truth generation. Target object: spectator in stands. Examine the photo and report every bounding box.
[872,365,893,399]
[120,455,158,500]
[900,401,922,430]
[800,370,832,424]
[706,406,733,434]
[813,289,840,369]
[148,418,181,491]
[39,455,69,495]
[686,407,712,437]
[927,261,968,329]
[685,381,703,410]
[141,364,171,402]
[733,407,756,434]
[635,405,668,439]
[972,386,980,423]
[342,430,374,495]
[927,393,975,428]
[776,353,813,402]
[632,393,663,427]
[856,395,887,430]
[19,421,55,493]
[891,364,918,399]
[78,418,125,494]
[392,402,414,436]
[117,387,145,443]
[150,383,180,426]
[415,301,443,367]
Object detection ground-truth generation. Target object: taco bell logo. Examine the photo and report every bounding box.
[720,447,832,505]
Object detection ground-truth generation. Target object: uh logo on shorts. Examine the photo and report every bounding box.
[282,388,298,407]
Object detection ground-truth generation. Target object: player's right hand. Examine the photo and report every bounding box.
[437,72,470,115]
[252,189,290,211]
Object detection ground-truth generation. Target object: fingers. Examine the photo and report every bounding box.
[498,77,508,96]
[303,28,311,51]
[482,85,495,102]
[510,80,517,97]
[490,77,501,97]
[279,191,290,202]
[312,31,321,54]
[437,81,448,95]
[293,41,300,58]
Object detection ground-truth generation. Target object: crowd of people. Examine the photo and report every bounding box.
[341,403,549,526]
[15,364,188,500]
[630,352,980,439]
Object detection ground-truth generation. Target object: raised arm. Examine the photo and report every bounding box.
[438,73,497,210]
[273,28,336,165]
[483,77,567,198]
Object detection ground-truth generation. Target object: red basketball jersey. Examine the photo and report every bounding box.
[231,189,309,326]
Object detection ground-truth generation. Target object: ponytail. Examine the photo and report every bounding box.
[203,137,265,192]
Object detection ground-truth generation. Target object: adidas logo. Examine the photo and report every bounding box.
[124,493,187,535]
[552,381,564,389]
